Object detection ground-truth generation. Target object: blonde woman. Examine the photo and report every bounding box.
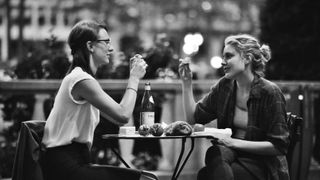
[179,34,289,180]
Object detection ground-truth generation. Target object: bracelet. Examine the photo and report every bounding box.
[126,87,137,93]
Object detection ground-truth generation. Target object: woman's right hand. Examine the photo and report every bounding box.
[179,57,193,83]
[129,54,147,79]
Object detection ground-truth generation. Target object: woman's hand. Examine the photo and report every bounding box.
[215,137,282,155]
[179,57,193,83]
[130,54,147,79]
[216,137,239,149]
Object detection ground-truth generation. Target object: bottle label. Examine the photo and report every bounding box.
[149,96,154,103]
[140,112,155,126]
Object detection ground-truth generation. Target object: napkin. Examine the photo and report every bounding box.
[194,127,232,139]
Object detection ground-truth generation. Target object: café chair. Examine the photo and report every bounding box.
[286,112,303,180]
[12,120,159,180]
[197,112,303,180]
[12,120,46,180]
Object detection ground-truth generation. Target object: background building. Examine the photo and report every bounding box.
[0,0,263,78]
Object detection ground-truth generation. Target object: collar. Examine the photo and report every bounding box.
[249,75,263,99]
[220,75,263,99]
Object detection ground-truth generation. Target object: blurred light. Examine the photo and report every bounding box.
[189,10,197,18]
[194,33,204,46]
[98,150,105,158]
[183,33,204,55]
[184,34,193,44]
[163,42,170,47]
[164,14,175,23]
[193,45,199,52]
[210,56,223,69]
[127,7,139,17]
[183,43,198,55]
[298,94,303,100]
[184,33,204,46]
[284,94,291,101]
[202,1,212,12]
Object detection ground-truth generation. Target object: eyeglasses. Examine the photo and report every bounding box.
[95,39,111,46]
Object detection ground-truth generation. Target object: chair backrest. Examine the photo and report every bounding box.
[12,120,46,180]
[286,112,303,180]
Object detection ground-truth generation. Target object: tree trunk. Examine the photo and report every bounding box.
[18,0,26,61]
[5,0,11,60]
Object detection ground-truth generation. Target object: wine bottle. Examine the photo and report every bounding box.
[140,82,155,126]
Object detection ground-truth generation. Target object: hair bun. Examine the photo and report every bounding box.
[260,44,271,62]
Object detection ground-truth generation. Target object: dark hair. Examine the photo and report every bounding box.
[224,34,271,77]
[67,20,107,75]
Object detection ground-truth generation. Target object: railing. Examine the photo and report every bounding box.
[1,79,320,178]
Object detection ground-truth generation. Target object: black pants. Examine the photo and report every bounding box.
[42,142,141,180]
[198,145,267,180]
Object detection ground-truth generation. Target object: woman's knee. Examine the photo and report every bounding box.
[205,145,236,165]
[231,163,255,180]
[197,167,208,180]
[205,145,221,165]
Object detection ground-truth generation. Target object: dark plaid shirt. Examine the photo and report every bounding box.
[195,76,290,180]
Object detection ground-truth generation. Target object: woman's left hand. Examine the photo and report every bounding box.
[216,137,239,149]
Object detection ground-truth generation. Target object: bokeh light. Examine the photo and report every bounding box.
[183,33,203,55]
[201,1,212,12]
[210,56,223,69]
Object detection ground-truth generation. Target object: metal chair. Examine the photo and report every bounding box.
[286,112,303,180]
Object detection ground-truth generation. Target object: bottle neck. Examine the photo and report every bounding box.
[145,85,151,91]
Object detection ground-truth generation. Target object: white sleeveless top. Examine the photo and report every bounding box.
[42,67,100,149]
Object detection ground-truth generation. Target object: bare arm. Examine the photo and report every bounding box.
[179,58,196,125]
[217,138,282,156]
[73,55,147,126]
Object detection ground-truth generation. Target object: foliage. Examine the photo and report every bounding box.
[260,0,320,80]
[118,33,179,80]
[0,141,16,178]
[0,96,35,178]
[15,34,70,79]
[0,34,69,178]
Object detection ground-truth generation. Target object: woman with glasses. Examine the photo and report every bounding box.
[41,20,153,180]
[179,34,289,180]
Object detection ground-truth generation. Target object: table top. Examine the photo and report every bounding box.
[102,132,218,140]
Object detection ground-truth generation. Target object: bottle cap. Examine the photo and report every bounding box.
[145,82,151,90]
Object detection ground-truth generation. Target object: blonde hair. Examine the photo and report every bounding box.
[224,34,271,77]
